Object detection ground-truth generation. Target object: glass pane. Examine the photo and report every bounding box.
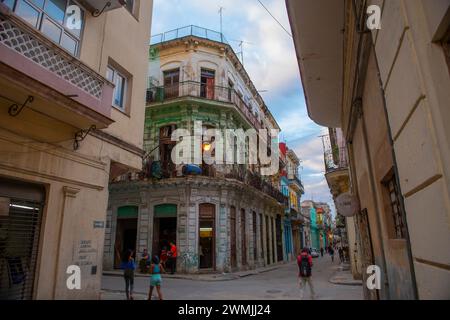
[125,0,133,13]
[2,0,16,10]
[41,16,62,43]
[29,0,44,8]
[106,67,114,82]
[44,0,66,24]
[65,0,83,38]
[114,74,125,109]
[15,0,40,28]
[60,32,77,54]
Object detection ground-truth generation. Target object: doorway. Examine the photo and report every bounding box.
[240,209,247,266]
[200,69,215,99]
[114,206,138,269]
[230,206,237,269]
[0,177,45,300]
[276,215,283,262]
[152,204,177,258]
[199,203,215,269]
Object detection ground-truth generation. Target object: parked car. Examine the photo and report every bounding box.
[310,248,320,258]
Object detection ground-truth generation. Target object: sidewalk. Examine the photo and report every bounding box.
[328,263,362,286]
[103,261,286,282]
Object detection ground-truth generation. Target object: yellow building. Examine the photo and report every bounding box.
[287,0,450,299]
[0,0,153,299]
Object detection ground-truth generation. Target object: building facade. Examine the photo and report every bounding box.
[287,0,450,299]
[103,26,288,274]
[0,0,153,299]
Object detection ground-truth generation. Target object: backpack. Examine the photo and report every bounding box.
[298,254,311,277]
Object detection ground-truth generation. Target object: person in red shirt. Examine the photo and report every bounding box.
[297,248,315,300]
[168,242,177,274]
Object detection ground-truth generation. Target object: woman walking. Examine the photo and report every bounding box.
[148,255,165,300]
[120,249,136,300]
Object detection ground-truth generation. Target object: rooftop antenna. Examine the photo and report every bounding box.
[229,39,253,65]
[218,6,225,38]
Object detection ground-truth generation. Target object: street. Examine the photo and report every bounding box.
[101,256,363,300]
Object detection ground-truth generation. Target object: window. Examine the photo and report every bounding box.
[382,171,406,239]
[4,0,85,56]
[200,69,215,99]
[124,0,134,14]
[107,66,128,111]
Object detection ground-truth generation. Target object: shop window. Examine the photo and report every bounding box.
[4,0,85,56]
[382,170,406,239]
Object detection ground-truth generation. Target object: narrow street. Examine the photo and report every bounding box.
[101,256,362,300]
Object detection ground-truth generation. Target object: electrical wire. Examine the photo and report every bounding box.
[256,0,292,38]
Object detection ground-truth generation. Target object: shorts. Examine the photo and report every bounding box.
[150,274,162,287]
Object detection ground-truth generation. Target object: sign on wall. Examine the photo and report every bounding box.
[335,193,360,217]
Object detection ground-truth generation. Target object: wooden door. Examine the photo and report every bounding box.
[230,206,237,268]
[241,209,247,266]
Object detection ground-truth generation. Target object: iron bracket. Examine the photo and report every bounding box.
[74,125,96,150]
[8,95,34,117]
[92,1,111,17]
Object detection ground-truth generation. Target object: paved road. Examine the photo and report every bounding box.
[101,255,362,300]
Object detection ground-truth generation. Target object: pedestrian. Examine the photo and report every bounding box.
[120,249,136,300]
[139,248,150,273]
[168,241,177,274]
[328,245,335,263]
[338,247,344,263]
[148,255,165,300]
[160,246,168,269]
[297,248,315,300]
[320,247,324,257]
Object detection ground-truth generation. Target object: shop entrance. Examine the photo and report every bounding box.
[199,203,215,269]
[152,204,177,258]
[114,206,138,269]
[0,177,45,300]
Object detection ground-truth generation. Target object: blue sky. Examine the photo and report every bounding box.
[151,0,335,215]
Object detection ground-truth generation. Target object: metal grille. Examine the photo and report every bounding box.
[0,199,43,300]
[385,177,406,239]
[0,15,104,98]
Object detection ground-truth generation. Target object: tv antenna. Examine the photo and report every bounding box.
[218,6,225,36]
[229,39,253,65]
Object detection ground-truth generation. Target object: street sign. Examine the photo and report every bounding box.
[335,192,359,217]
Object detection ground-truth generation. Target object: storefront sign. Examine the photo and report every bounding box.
[335,193,359,217]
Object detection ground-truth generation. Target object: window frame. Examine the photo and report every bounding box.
[4,0,86,56]
[107,65,129,112]
[382,170,407,240]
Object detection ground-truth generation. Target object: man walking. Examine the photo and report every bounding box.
[320,247,324,257]
[168,241,177,274]
[297,248,315,300]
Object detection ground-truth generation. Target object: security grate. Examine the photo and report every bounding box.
[0,15,104,99]
[0,199,43,300]
[385,177,406,239]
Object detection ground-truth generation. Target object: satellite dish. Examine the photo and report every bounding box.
[335,192,359,217]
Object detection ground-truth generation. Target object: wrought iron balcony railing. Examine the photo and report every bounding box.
[146,80,262,130]
[150,25,229,46]
[324,147,349,173]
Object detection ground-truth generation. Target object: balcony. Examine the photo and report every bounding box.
[324,146,348,173]
[0,5,114,134]
[146,80,262,130]
[151,25,229,46]
[289,175,304,194]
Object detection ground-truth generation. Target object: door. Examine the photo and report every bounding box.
[276,215,283,262]
[259,213,264,264]
[252,211,257,261]
[201,69,215,99]
[199,204,215,269]
[114,218,137,268]
[163,69,179,98]
[230,206,237,268]
[358,209,379,300]
[240,209,247,266]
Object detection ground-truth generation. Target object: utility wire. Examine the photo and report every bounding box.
[256,0,292,37]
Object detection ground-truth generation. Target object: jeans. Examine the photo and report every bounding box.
[124,270,134,299]
[299,276,315,299]
[168,257,177,274]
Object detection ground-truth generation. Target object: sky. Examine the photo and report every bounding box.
[151,0,335,216]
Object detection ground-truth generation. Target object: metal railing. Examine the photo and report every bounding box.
[150,25,229,46]
[146,81,262,130]
[324,147,349,173]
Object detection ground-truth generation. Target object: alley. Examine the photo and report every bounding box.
[101,256,363,300]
